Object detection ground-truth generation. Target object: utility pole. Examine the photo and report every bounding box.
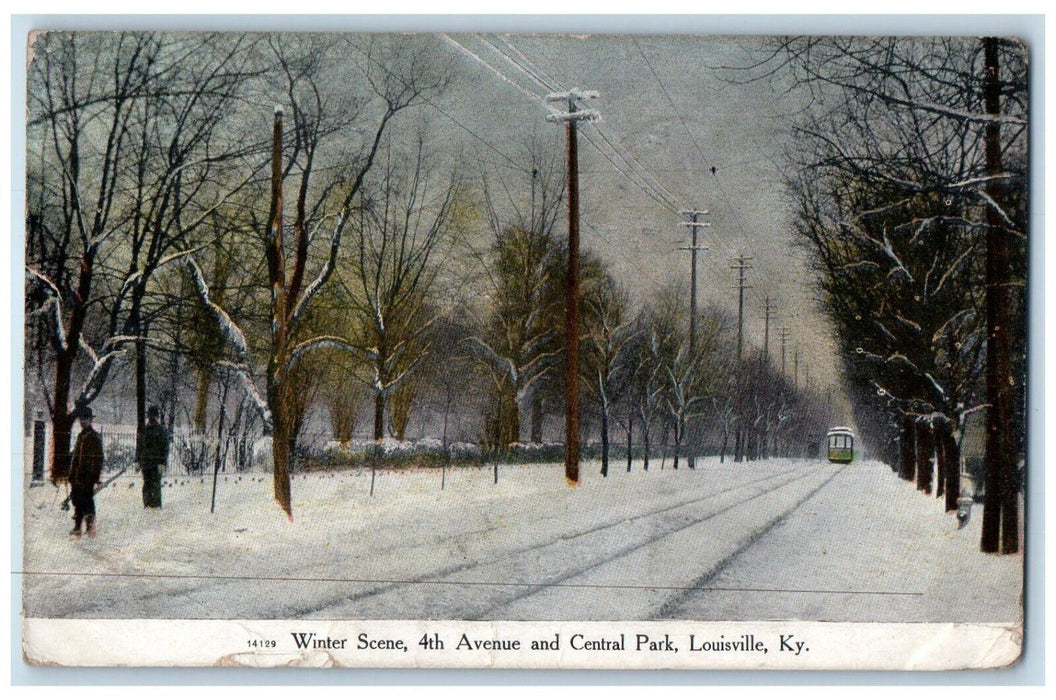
[679,210,710,355]
[546,88,599,487]
[731,255,753,361]
[678,210,709,472]
[762,297,775,363]
[778,326,790,377]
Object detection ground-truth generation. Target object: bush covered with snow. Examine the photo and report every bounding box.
[297,438,611,471]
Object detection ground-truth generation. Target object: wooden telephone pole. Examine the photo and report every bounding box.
[778,326,790,377]
[762,297,775,364]
[679,211,710,356]
[546,89,599,487]
[731,255,753,361]
[679,210,709,471]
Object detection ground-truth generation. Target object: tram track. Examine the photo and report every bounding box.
[36,462,827,619]
[652,464,846,619]
[479,465,846,620]
[304,463,832,619]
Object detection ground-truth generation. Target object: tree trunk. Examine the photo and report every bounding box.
[48,350,75,483]
[980,37,1019,554]
[530,391,544,443]
[626,410,633,472]
[720,425,728,464]
[194,368,212,433]
[672,420,681,470]
[373,391,385,442]
[266,107,292,519]
[389,379,416,441]
[660,423,669,470]
[600,408,609,477]
[133,300,147,469]
[642,415,650,471]
[271,394,292,517]
[916,422,934,495]
[900,416,917,482]
[937,423,961,512]
[491,379,520,448]
[686,417,696,469]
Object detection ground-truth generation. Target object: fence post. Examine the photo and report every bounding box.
[31,410,46,485]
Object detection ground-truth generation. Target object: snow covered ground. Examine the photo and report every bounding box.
[21,458,1022,622]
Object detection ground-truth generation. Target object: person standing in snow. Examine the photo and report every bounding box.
[138,405,168,508]
[139,405,168,509]
[67,405,103,538]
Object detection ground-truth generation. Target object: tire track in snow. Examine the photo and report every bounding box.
[306,464,826,619]
[474,466,843,620]
[121,465,809,617]
[653,464,847,619]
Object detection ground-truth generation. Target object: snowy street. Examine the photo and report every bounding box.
[21,458,1021,623]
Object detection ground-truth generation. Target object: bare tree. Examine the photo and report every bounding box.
[581,272,635,476]
[338,133,462,441]
[25,32,262,482]
[748,36,1026,551]
[463,140,568,448]
[186,36,449,517]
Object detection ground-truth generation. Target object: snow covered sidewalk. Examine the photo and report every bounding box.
[664,460,1023,623]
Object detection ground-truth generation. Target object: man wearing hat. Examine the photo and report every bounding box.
[68,405,104,538]
[139,405,168,508]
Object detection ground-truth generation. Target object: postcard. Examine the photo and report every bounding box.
[20,30,1027,670]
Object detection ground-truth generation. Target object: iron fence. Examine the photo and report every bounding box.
[27,422,271,480]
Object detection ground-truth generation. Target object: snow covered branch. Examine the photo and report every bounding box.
[25,267,67,350]
[78,347,129,405]
[289,212,344,324]
[78,337,99,365]
[285,335,359,374]
[122,242,212,294]
[465,336,518,385]
[185,257,249,360]
[215,360,272,427]
[975,188,1021,233]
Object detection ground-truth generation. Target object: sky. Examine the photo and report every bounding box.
[428,33,838,391]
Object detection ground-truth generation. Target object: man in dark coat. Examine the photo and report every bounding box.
[68,405,103,538]
[139,405,168,508]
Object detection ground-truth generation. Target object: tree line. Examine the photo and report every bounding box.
[26,32,836,518]
[759,36,1028,553]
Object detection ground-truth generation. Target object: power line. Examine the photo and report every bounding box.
[440,34,554,108]
[422,36,668,300]
[479,35,686,216]
[455,33,797,370]
[346,38,527,175]
[491,36,781,366]
[632,37,780,313]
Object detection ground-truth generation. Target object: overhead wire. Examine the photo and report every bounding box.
[475,34,687,216]
[346,37,528,176]
[489,34,772,321]
[491,32,691,212]
[449,32,804,346]
[632,36,796,348]
[440,34,679,293]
